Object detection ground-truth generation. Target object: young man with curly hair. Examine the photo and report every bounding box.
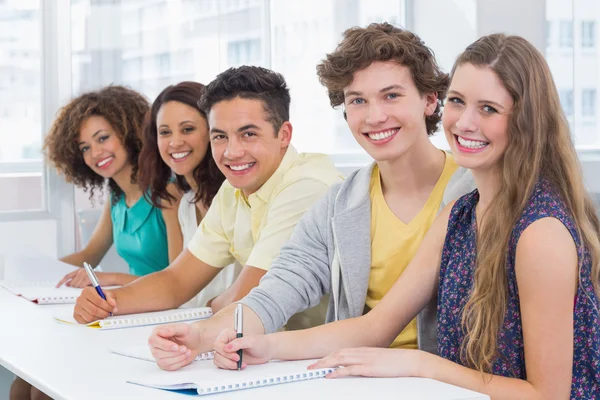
[147,23,476,372]
[72,66,342,324]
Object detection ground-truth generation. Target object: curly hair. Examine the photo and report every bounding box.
[138,82,225,209]
[43,85,150,202]
[316,22,449,136]
[198,66,290,135]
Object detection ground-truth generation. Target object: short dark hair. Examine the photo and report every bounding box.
[198,66,291,134]
[138,81,225,209]
[317,22,449,136]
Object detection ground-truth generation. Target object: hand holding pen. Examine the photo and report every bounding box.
[212,305,275,370]
[80,262,115,317]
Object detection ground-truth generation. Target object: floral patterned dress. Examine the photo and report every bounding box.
[437,180,600,399]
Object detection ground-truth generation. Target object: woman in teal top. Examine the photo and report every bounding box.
[43,85,183,289]
[111,191,170,276]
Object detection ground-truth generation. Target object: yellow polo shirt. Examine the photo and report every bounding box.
[367,152,458,348]
[188,146,343,270]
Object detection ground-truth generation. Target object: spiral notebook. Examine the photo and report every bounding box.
[54,307,213,330]
[127,359,336,396]
[15,286,83,304]
[0,254,82,304]
[110,344,214,362]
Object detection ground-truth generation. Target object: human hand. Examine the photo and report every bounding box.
[57,269,114,288]
[72,287,117,323]
[213,328,273,370]
[148,323,201,371]
[307,347,422,379]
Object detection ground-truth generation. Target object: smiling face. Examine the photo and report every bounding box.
[156,101,210,178]
[443,63,514,172]
[208,97,292,196]
[343,61,438,162]
[78,115,130,178]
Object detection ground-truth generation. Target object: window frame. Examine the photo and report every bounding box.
[0,0,76,258]
[3,0,600,257]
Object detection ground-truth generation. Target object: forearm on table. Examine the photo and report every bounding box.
[269,315,384,361]
[109,273,139,286]
[420,352,540,400]
[111,270,185,314]
[59,252,87,268]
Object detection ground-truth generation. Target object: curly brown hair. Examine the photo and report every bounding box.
[43,85,150,201]
[316,22,449,136]
[138,82,225,209]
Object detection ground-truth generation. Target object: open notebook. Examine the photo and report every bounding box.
[110,344,214,362]
[0,254,82,304]
[128,359,336,396]
[54,307,213,329]
[12,286,83,304]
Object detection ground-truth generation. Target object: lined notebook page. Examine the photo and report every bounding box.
[110,344,214,362]
[128,359,336,396]
[54,307,213,329]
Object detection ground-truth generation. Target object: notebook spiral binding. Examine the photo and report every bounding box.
[196,368,336,395]
[100,308,213,328]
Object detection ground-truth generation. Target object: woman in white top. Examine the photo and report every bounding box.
[138,81,239,307]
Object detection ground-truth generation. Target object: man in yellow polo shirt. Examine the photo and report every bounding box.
[72,66,342,323]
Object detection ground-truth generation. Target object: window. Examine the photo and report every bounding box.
[70,0,268,212]
[546,20,552,47]
[227,39,261,66]
[560,89,574,118]
[582,21,596,48]
[0,0,44,212]
[583,89,597,118]
[560,20,573,47]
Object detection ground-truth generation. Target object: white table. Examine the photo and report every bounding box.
[0,288,489,400]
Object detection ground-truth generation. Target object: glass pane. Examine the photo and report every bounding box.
[0,0,44,212]
[547,0,600,149]
[71,0,268,211]
[574,0,599,148]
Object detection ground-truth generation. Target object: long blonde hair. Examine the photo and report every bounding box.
[451,34,600,373]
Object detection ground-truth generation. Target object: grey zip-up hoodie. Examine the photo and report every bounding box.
[240,162,475,353]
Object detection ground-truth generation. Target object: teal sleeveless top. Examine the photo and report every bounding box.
[110,193,170,276]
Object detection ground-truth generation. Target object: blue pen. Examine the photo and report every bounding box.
[83,262,112,316]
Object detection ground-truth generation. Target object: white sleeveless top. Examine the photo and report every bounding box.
[178,191,241,308]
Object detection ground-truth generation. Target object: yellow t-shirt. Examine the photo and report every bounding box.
[367,152,458,348]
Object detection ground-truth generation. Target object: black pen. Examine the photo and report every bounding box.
[234,304,243,370]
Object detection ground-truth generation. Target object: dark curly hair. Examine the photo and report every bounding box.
[43,85,150,202]
[198,66,290,135]
[138,82,225,209]
[317,22,449,136]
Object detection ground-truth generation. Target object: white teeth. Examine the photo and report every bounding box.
[230,163,254,171]
[367,129,397,141]
[457,136,488,149]
[97,157,113,167]
[172,151,191,160]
